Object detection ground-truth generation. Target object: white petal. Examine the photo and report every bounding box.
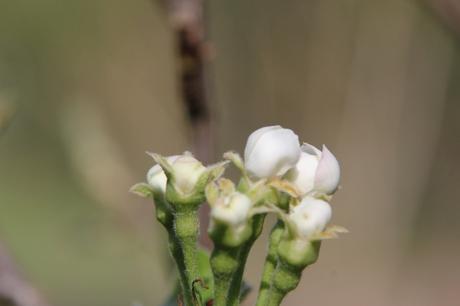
[289,197,332,239]
[146,155,180,193]
[314,145,340,195]
[211,192,252,226]
[286,152,319,195]
[244,125,281,160]
[172,154,207,194]
[146,164,166,192]
[244,126,300,178]
[301,143,322,156]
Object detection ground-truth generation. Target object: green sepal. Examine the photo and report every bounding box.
[223,151,247,175]
[153,194,173,228]
[129,182,154,198]
[146,152,174,177]
[277,238,321,269]
[236,177,250,193]
[209,222,253,248]
[165,181,206,209]
[164,160,229,209]
[130,183,173,228]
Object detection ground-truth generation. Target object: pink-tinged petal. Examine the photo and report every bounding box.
[301,143,322,156]
[314,145,340,195]
[286,152,319,195]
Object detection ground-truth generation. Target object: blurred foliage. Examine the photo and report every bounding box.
[0,0,459,306]
[0,1,171,306]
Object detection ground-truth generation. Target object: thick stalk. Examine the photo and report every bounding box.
[255,221,284,306]
[166,231,190,302]
[267,261,302,306]
[210,214,266,306]
[154,196,192,302]
[228,214,266,305]
[210,247,239,306]
[174,208,200,306]
[266,288,288,306]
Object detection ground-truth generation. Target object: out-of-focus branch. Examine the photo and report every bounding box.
[156,0,215,247]
[0,242,51,306]
[156,0,213,158]
[429,0,460,34]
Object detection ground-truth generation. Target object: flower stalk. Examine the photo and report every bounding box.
[256,220,284,306]
[173,207,201,306]
[209,213,266,306]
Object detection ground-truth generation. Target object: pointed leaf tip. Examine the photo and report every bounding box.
[130,182,154,198]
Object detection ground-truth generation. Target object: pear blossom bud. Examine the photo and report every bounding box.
[211,192,252,227]
[289,196,332,239]
[244,125,301,178]
[287,144,340,195]
[147,153,207,196]
[170,154,207,195]
[146,155,179,193]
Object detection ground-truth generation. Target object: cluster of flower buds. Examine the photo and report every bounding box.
[210,126,343,251]
[131,125,345,306]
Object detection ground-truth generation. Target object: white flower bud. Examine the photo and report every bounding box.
[244,125,301,178]
[211,192,252,227]
[147,155,179,193]
[170,154,207,195]
[287,143,340,195]
[147,154,207,195]
[289,196,332,239]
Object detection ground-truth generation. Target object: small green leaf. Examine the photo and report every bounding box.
[129,182,153,198]
[206,160,230,182]
[146,152,174,177]
[205,181,219,206]
[223,151,246,174]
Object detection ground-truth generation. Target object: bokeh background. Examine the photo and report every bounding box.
[0,0,459,305]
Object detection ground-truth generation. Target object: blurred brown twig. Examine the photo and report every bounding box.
[156,0,215,247]
[429,0,460,33]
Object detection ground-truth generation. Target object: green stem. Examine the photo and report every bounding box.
[174,208,200,306]
[153,195,174,228]
[256,221,284,306]
[228,214,266,305]
[268,260,302,306]
[210,247,239,306]
[266,288,288,306]
[167,231,190,303]
[154,196,194,304]
[210,214,266,306]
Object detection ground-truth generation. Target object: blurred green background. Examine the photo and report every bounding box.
[0,0,459,305]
